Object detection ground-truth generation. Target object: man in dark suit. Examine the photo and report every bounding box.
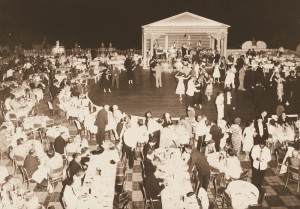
[49,80,61,100]
[94,105,109,145]
[185,145,210,191]
[149,56,157,81]
[252,82,265,115]
[143,139,156,158]
[143,148,156,176]
[210,122,224,152]
[54,132,68,155]
[23,149,40,178]
[144,172,165,209]
[224,88,236,123]
[254,117,268,145]
[69,153,83,178]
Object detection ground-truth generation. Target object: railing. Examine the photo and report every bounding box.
[22,48,142,57]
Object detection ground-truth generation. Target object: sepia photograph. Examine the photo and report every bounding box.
[0,0,300,208]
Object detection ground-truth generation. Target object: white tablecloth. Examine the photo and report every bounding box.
[46,125,69,139]
[78,150,119,209]
[155,148,199,209]
[23,115,50,129]
[206,152,227,173]
[225,180,259,209]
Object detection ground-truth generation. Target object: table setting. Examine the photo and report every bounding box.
[155,148,199,209]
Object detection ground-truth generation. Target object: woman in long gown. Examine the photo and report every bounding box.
[242,122,256,160]
[230,117,243,156]
[175,72,189,100]
[275,73,285,102]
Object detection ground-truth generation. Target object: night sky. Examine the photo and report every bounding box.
[0,0,300,49]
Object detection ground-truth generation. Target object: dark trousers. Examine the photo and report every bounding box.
[198,171,210,191]
[194,92,202,106]
[251,167,266,192]
[123,143,135,169]
[186,95,194,107]
[196,135,206,151]
[96,127,106,145]
[152,200,162,209]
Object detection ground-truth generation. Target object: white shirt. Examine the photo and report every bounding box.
[124,126,140,148]
[147,118,161,134]
[215,95,224,106]
[195,119,209,137]
[251,145,271,170]
[186,79,196,96]
[63,185,79,209]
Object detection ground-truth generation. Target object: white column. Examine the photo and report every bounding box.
[150,33,154,57]
[223,33,228,58]
[216,33,221,52]
[143,32,147,68]
[165,35,168,51]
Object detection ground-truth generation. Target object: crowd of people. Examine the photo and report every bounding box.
[0,46,299,209]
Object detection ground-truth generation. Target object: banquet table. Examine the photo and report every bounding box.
[0,191,25,209]
[225,180,259,209]
[77,149,119,209]
[155,148,199,209]
[206,152,227,173]
[46,125,69,142]
[10,88,25,98]
[23,115,50,130]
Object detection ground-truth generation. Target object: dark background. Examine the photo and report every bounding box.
[0,0,300,49]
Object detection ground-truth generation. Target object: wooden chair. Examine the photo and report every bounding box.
[33,123,43,141]
[8,113,19,127]
[74,120,85,136]
[47,101,54,116]
[20,166,33,189]
[48,166,64,188]
[285,165,300,192]
[13,155,25,174]
[45,119,55,128]
[0,147,8,164]
[113,190,129,209]
[115,165,126,193]
[213,173,226,205]
[140,161,146,179]
[139,182,151,209]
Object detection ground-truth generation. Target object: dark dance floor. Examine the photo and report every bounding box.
[88,69,296,123]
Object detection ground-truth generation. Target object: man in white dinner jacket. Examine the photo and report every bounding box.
[251,140,271,195]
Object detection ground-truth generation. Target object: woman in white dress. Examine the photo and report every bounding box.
[205,75,213,101]
[175,72,190,100]
[213,63,220,83]
[275,73,285,102]
[242,122,256,160]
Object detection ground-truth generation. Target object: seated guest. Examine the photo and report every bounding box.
[49,79,61,99]
[277,112,290,126]
[69,153,83,178]
[45,148,64,172]
[144,169,166,209]
[143,139,157,158]
[225,149,243,179]
[80,147,90,169]
[23,149,47,187]
[144,148,156,176]
[10,138,30,160]
[63,178,80,209]
[54,131,68,155]
[0,126,10,154]
[161,112,173,128]
[1,175,22,192]
[90,145,104,155]
[65,137,80,161]
[286,150,300,168]
[26,138,44,157]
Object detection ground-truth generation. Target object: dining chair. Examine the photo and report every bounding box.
[33,123,43,141]
[47,101,54,116]
[20,166,33,189]
[45,119,55,128]
[285,165,300,192]
[48,166,64,188]
[13,155,25,174]
[113,190,129,209]
[140,161,146,179]
[8,113,19,127]
[74,120,85,136]
[212,172,226,206]
[139,182,152,209]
